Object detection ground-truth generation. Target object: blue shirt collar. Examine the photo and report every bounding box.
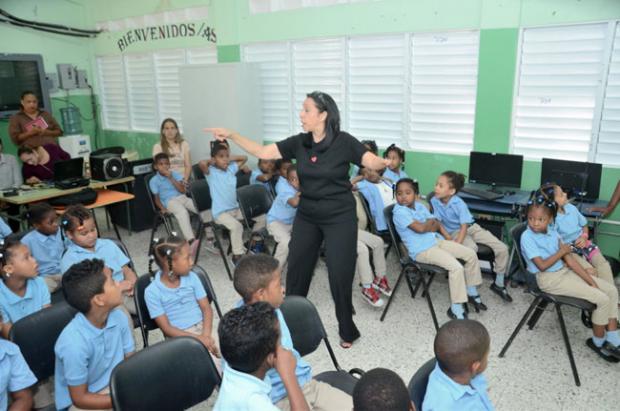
[68,240,103,254]
[433,363,488,401]
[0,279,34,305]
[74,310,120,338]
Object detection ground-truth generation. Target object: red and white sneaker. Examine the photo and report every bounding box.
[372,276,393,297]
[361,287,384,308]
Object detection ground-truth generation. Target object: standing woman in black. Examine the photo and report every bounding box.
[206,91,388,345]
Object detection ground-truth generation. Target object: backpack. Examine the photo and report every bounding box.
[48,188,98,207]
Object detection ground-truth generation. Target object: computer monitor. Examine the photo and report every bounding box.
[540,158,602,201]
[53,157,84,181]
[468,151,523,188]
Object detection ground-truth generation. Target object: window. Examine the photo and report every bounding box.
[596,22,620,167]
[97,46,217,132]
[249,0,377,14]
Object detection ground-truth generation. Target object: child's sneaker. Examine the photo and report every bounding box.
[372,276,392,297]
[361,287,384,308]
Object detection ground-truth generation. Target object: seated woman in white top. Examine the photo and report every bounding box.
[152,118,192,181]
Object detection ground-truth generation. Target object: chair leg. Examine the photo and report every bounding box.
[499,296,542,357]
[212,225,233,281]
[556,304,581,386]
[384,242,392,258]
[271,242,278,257]
[380,268,406,322]
[419,271,439,331]
[527,300,549,330]
[420,271,436,298]
[411,280,422,299]
[193,222,205,265]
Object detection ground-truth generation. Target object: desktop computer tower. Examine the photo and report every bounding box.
[109,159,155,232]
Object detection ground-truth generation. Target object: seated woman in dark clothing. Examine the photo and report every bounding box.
[18,144,71,184]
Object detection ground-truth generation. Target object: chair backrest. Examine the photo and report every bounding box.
[191,264,223,318]
[110,336,221,411]
[383,204,407,263]
[279,295,341,370]
[510,222,540,291]
[192,163,205,180]
[426,191,435,212]
[408,358,436,411]
[236,184,273,223]
[9,302,77,380]
[134,273,159,343]
[144,173,160,214]
[188,179,213,213]
[236,169,250,188]
[358,192,377,233]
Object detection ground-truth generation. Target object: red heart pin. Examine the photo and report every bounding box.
[310,155,317,163]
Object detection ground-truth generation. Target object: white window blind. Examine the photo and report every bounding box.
[154,49,186,128]
[347,34,407,147]
[242,43,292,140]
[96,55,129,130]
[512,23,608,161]
[408,30,480,154]
[186,47,218,65]
[292,38,346,133]
[124,53,158,131]
[249,0,376,14]
[596,23,620,166]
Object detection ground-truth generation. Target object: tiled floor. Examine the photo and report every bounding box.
[105,215,620,411]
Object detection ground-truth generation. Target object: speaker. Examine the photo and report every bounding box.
[90,154,129,181]
[109,159,156,232]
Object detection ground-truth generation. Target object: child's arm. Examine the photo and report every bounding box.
[230,154,248,169]
[68,385,112,410]
[168,175,186,194]
[9,388,33,411]
[438,224,452,240]
[120,265,138,296]
[574,226,590,248]
[153,194,168,213]
[350,175,364,185]
[198,159,212,175]
[1,321,12,340]
[183,144,192,182]
[531,240,572,272]
[453,223,468,243]
[197,298,219,356]
[408,218,439,234]
[256,172,274,182]
[563,253,598,288]
[275,345,310,411]
[287,192,301,208]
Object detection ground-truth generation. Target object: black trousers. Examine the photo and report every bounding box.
[286,212,360,342]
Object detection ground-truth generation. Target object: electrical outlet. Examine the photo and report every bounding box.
[57,64,77,90]
[45,72,59,94]
[77,70,89,88]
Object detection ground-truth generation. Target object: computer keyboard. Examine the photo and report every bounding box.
[460,186,503,200]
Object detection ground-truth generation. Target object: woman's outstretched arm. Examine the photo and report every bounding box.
[204,128,282,160]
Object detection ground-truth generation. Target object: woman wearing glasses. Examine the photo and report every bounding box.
[206,91,388,347]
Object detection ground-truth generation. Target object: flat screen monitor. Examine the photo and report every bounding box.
[468,151,523,188]
[540,158,602,201]
[0,53,50,119]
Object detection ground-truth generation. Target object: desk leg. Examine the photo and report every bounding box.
[106,205,123,241]
[124,181,133,236]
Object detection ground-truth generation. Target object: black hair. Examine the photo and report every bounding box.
[21,91,36,100]
[360,140,379,155]
[149,234,186,276]
[218,302,279,374]
[441,170,466,192]
[25,202,55,225]
[0,237,23,268]
[62,258,107,314]
[383,143,405,164]
[61,204,93,232]
[233,254,280,302]
[306,91,340,140]
[525,193,557,220]
[353,368,411,411]
[17,145,35,157]
[210,141,229,158]
[395,178,419,196]
[434,319,490,376]
[153,152,170,164]
[286,164,297,178]
[275,158,292,171]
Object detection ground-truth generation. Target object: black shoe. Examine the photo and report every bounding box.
[447,308,468,320]
[490,283,513,302]
[586,338,620,362]
[467,296,488,313]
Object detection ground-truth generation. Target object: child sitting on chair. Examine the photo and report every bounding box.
[0,238,52,409]
[22,202,66,293]
[352,166,395,232]
[393,179,485,320]
[431,171,512,303]
[353,368,414,411]
[423,319,494,411]
[205,142,266,265]
[521,195,620,361]
[150,152,207,258]
[0,313,36,411]
[267,165,300,272]
[54,259,135,410]
[275,159,293,195]
[540,183,614,285]
[60,204,137,319]
[215,302,310,411]
[232,255,352,410]
[382,143,408,184]
[251,159,278,194]
[145,235,220,367]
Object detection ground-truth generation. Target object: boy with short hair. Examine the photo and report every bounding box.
[0,313,36,411]
[233,255,353,410]
[215,302,309,411]
[54,259,135,410]
[353,367,414,411]
[422,319,493,411]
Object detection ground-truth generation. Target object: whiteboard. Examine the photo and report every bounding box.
[179,62,263,165]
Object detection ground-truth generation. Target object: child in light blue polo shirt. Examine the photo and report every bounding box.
[541,183,614,285]
[0,217,11,240]
[22,202,66,293]
[423,319,494,411]
[432,171,512,304]
[267,165,300,271]
[393,179,484,320]
[145,235,219,367]
[54,259,134,410]
[215,302,309,411]
[275,159,293,195]
[0,326,37,411]
[250,159,277,194]
[382,143,408,183]
[352,166,395,231]
[205,142,266,265]
[232,255,352,410]
[521,196,620,361]
[60,205,137,317]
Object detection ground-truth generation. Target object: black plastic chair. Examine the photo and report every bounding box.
[187,179,233,279]
[358,193,393,258]
[380,204,440,331]
[110,337,221,411]
[9,303,77,381]
[279,296,364,395]
[408,358,436,411]
[192,264,223,319]
[192,163,205,180]
[236,184,273,253]
[499,223,595,386]
[145,173,174,253]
